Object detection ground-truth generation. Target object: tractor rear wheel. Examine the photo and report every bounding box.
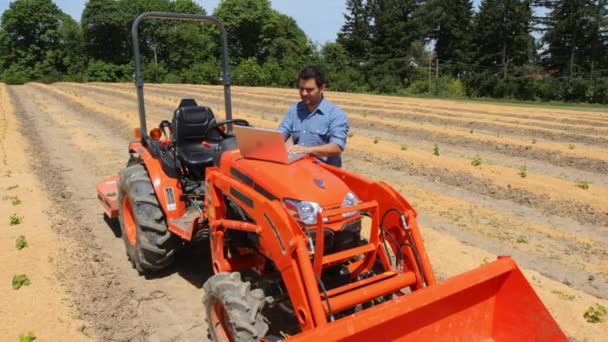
[203,272,269,341]
[118,164,177,274]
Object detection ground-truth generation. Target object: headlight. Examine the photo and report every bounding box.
[342,192,360,218]
[283,199,324,225]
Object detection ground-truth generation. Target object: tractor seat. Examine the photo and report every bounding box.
[172,100,222,171]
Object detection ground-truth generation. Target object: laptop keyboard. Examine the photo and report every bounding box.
[287,153,306,162]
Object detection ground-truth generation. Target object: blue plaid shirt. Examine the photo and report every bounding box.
[277,97,349,167]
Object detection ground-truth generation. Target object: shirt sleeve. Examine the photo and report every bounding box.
[328,108,349,150]
[277,104,296,141]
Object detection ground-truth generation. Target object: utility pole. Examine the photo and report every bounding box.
[435,59,439,95]
[428,53,432,95]
[436,58,439,78]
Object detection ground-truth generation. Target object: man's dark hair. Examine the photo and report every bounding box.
[299,65,327,87]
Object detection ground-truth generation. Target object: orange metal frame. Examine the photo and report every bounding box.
[203,154,439,332]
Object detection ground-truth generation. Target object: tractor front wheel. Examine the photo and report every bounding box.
[203,272,269,341]
[118,164,177,274]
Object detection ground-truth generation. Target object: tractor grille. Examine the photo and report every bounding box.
[307,218,362,255]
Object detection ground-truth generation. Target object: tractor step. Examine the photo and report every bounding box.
[169,209,205,241]
[97,175,119,219]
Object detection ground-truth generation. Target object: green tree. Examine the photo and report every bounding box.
[214,0,313,87]
[319,42,365,91]
[82,0,127,64]
[233,57,266,85]
[366,0,425,92]
[337,0,372,64]
[213,0,274,63]
[58,13,86,79]
[424,0,474,76]
[473,0,535,75]
[0,0,83,82]
[541,0,608,80]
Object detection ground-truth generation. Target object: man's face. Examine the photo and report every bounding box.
[299,78,325,107]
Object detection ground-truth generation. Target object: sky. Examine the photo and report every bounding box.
[0,0,348,44]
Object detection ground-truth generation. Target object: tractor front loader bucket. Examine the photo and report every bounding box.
[288,256,567,341]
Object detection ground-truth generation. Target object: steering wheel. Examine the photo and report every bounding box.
[159,120,172,138]
[205,118,251,137]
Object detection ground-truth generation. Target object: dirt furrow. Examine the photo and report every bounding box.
[10,84,209,341]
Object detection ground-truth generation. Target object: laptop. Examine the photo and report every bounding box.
[233,126,307,164]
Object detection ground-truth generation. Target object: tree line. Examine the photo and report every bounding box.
[1,0,607,103]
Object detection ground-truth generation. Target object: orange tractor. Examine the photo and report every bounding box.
[98,12,567,341]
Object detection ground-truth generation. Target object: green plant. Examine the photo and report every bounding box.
[583,304,606,323]
[400,144,408,151]
[373,136,380,144]
[516,235,528,244]
[347,132,354,138]
[11,196,22,205]
[19,331,36,342]
[10,214,22,226]
[551,289,575,301]
[518,165,527,178]
[471,155,482,166]
[568,144,575,150]
[12,274,30,289]
[16,235,28,250]
[576,180,590,189]
[433,144,440,156]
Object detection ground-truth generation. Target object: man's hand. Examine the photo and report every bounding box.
[288,143,342,157]
[288,145,311,154]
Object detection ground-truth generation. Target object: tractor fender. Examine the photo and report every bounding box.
[128,142,186,223]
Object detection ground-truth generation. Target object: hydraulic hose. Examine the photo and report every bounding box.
[380,208,427,287]
[314,273,335,322]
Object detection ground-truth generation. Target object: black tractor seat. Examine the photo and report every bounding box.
[172,99,225,174]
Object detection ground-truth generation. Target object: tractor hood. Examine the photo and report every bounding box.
[228,156,352,209]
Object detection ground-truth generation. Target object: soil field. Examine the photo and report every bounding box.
[1,82,607,341]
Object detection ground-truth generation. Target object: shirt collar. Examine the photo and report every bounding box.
[308,97,328,115]
[316,97,330,114]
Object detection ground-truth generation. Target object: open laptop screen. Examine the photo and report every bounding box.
[233,126,306,164]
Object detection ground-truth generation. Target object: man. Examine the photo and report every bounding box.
[277,65,349,167]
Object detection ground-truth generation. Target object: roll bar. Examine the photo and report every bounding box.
[131,12,233,134]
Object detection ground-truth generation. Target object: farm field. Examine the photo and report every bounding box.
[1,82,607,341]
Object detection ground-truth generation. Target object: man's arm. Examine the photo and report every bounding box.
[288,142,342,156]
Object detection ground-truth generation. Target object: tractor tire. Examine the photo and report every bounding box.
[203,272,269,341]
[118,163,177,274]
